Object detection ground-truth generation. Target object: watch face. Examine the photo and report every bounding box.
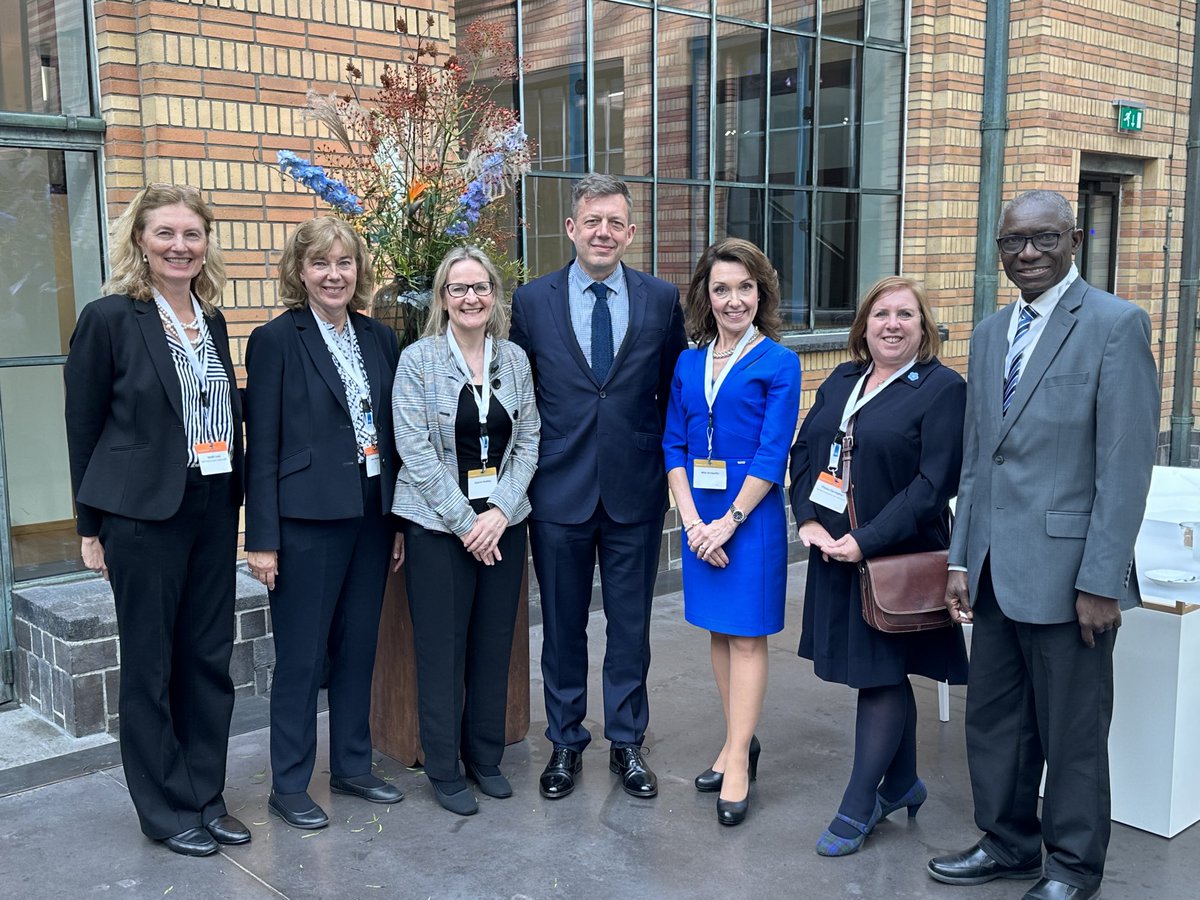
[732,508,745,523]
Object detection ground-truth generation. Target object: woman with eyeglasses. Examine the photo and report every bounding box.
[391,246,540,816]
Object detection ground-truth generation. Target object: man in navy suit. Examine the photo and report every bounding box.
[511,174,687,799]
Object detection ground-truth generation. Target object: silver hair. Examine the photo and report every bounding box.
[998,190,1076,232]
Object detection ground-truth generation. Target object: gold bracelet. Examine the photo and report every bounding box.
[684,519,702,532]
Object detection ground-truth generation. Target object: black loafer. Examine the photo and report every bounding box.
[539,747,582,800]
[205,814,251,845]
[1023,878,1101,900]
[430,777,478,816]
[465,762,513,799]
[928,842,1042,885]
[609,746,658,798]
[268,790,329,830]
[329,774,404,804]
[161,826,218,857]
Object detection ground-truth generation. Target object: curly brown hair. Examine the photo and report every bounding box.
[683,238,783,345]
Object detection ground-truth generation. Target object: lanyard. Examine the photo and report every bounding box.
[837,357,918,433]
[702,326,759,459]
[154,293,214,437]
[446,329,494,465]
[316,316,376,438]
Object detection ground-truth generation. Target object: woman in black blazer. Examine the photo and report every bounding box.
[64,184,248,857]
[244,216,404,830]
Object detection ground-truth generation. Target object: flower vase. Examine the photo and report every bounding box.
[372,275,433,351]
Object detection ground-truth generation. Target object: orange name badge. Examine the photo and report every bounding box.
[364,444,381,477]
[195,440,232,476]
[809,471,847,513]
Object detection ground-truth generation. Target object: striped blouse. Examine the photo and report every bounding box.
[163,323,235,468]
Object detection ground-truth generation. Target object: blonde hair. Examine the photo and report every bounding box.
[102,184,226,313]
[847,276,942,365]
[278,217,375,312]
[423,246,510,339]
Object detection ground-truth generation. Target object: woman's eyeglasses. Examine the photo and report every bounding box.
[445,281,495,298]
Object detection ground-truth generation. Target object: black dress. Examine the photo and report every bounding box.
[789,358,969,689]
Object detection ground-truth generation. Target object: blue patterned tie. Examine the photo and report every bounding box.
[590,282,613,381]
[1002,304,1039,416]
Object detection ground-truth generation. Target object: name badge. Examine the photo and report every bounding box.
[364,444,381,478]
[467,467,498,500]
[693,459,727,490]
[809,471,847,513]
[195,440,233,476]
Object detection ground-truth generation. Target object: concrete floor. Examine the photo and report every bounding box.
[1,563,1196,899]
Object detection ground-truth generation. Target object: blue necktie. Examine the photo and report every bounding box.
[1002,304,1039,416]
[590,282,613,381]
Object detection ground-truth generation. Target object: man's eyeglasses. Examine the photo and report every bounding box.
[995,228,1074,255]
[445,281,495,298]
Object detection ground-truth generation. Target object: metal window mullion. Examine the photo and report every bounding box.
[651,5,659,275]
[516,0,528,264]
[707,4,718,245]
[762,19,774,261]
[586,0,596,173]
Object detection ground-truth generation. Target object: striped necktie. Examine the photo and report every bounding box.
[1002,304,1039,416]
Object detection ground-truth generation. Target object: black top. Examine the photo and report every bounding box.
[455,383,512,513]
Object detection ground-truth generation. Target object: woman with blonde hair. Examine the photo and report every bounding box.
[65,183,247,855]
[245,216,404,829]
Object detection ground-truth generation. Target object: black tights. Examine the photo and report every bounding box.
[828,679,918,837]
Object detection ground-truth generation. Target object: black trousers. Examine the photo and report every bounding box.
[403,521,526,782]
[102,469,238,839]
[269,471,392,793]
[529,502,662,751]
[966,560,1117,891]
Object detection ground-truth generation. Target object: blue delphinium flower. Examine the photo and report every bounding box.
[277,150,364,215]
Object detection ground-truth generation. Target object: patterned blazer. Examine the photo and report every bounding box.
[391,333,540,536]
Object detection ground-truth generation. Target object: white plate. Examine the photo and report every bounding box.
[1144,568,1198,586]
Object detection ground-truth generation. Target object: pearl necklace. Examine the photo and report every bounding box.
[712,326,757,359]
[158,304,203,347]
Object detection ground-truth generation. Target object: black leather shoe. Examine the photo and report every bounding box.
[205,814,251,845]
[465,762,513,799]
[928,842,1042,885]
[1023,878,1101,900]
[609,746,658,798]
[330,774,404,804]
[717,794,749,826]
[161,827,218,857]
[430,777,479,816]
[268,791,329,830]
[540,747,582,799]
[695,735,761,793]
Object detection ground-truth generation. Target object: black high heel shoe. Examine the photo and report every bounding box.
[716,759,757,827]
[695,735,761,793]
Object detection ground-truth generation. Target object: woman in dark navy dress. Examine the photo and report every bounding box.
[789,276,968,857]
[664,238,801,826]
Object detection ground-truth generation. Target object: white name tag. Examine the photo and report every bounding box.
[364,445,381,478]
[693,459,727,490]
[809,471,847,513]
[467,467,498,500]
[196,440,233,475]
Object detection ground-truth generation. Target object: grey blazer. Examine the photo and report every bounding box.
[949,277,1158,624]
[391,334,540,536]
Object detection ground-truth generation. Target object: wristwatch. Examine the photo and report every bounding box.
[729,504,746,525]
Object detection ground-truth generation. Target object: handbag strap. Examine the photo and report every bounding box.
[843,416,861,531]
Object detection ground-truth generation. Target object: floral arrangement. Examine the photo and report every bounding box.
[274,17,530,342]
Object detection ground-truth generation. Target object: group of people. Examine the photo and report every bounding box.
[65,175,1156,900]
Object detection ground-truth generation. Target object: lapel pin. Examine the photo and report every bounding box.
[907,371,920,382]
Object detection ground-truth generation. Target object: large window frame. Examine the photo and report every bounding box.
[513,0,908,333]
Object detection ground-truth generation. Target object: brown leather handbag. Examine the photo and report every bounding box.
[842,419,953,634]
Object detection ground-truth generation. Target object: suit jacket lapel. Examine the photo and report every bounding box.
[606,263,645,386]
[996,280,1083,444]
[547,264,597,385]
[349,312,383,414]
[295,306,352,417]
[205,310,242,422]
[135,299,185,423]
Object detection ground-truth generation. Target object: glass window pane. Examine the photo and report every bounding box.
[858,193,899,293]
[814,191,858,328]
[868,0,904,42]
[522,1,587,173]
[768,32,815,186]
[2,364,84,580]
[715,24,767,183]
[773,1,817,31]
[658,12,711,181]
[665,0,710,13]
[456,0,519,109]
[594,1,652,177]
[0,147,102,358]
[0,0,92,115]
[657,183,710,296]
[722,0,768,20]
[524,176,574,277]
[817,40,860,188]
[861,49,902,190]
[767,190,811,329]
[621,180,654,275]
[715,186,765,249]
[822,0,864,40]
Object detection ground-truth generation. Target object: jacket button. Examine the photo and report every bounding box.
[599,391,607,399]
[993,454,1005,465]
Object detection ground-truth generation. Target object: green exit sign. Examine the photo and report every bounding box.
[1116,103,1144,133]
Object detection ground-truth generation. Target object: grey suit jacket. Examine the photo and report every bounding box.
[948,277,1158,624]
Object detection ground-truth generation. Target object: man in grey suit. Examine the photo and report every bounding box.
[928,190,1158,900]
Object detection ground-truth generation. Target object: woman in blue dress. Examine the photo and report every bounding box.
[663,238,801,826]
